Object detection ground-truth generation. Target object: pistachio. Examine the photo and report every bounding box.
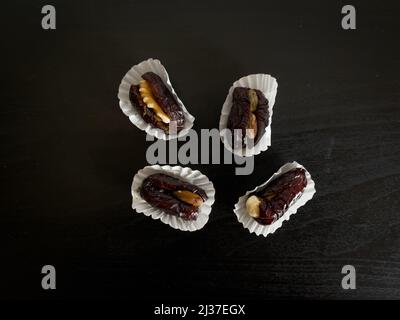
[246,195,262,218]
[248,89,258,112]
[173,190,204,207]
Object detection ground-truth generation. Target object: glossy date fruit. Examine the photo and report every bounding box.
[129,85,169,132]
[227,87,269,148]
[140,173,208,220]
[129,72,185,133]
[246,168,307,225]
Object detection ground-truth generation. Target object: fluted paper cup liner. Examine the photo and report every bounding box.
[118,58,195,140]
[131,165,215,231]
[234,161,316,237]
[219,74,278,157]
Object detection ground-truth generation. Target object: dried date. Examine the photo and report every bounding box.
[140,173,208,220]
[246,168,307,225]
[129,72,185,133]
[129,85,169,132]
[227,87,269,149]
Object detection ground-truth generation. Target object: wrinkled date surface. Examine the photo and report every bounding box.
[140,173,208,220]
[246,168,307,225]
[129,71,185,133]
[227,87,269,148]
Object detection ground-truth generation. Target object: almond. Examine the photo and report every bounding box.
[173,190,204,207]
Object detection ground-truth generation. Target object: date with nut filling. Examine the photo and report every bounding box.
[140,173,208,220]
[129,72,185,133]
[227,87,269,149]
[246,168,307,225]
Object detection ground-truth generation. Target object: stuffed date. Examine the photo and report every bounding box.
[245,168,307,225]
[129,72,185,133]
[227,87,269,149]
[140,173,208,220]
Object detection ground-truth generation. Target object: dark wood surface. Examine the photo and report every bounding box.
[1,0,400,299]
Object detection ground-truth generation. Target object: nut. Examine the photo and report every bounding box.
[248,89,258,112]
[246,113,257,139]
[139,80,171,124]
[173,190,204,207]
[246,195,262,218]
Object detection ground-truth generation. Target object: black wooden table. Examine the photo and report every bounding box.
[1,0,400,300]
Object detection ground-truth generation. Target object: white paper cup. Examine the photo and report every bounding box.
[118,58,195,140]
[219,74,278,157]
[131,165,215,231]
[234,161,316,237]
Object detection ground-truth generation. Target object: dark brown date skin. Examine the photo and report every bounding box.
[253,168,307,225]
[227,87,269,148]
[142,72,185,131]
[129,85,169,133]
[140,173,208,220]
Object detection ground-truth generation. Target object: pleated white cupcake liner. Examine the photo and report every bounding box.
[234,161,316,237]
[118,58,195,140]
[219,74,278,157]
[131,165,215,231]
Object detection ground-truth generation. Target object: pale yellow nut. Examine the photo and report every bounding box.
[139,87,150,94]
[173,190,204,207]
[139,80,171,124]
[246,195,262,218]
[246,113,257,139]
[248,89,258,112]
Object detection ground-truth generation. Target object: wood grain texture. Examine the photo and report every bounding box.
[1,0,399,299]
